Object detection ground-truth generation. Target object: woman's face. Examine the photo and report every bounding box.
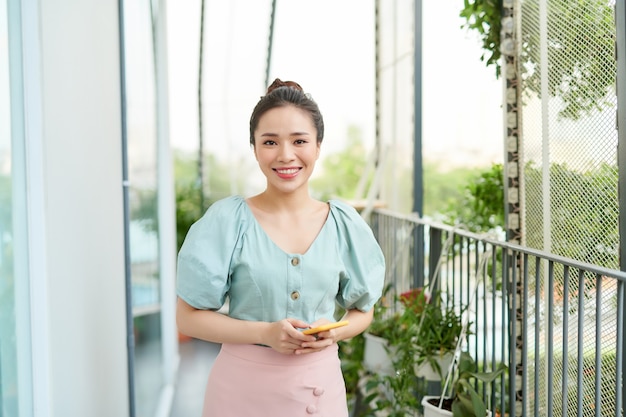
[253,105,320,194]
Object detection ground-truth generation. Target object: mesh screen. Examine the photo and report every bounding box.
[520,1,618,415]
[520,0,618,267]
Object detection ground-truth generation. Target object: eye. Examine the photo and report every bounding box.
[294,139,308,145]
[262,140,277,146]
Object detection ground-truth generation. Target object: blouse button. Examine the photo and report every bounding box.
[306,404,317,414]
[291,291,300,300]
[291,257,300,266]
[313,387,325,396]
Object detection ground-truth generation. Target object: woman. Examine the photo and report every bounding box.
[176,79,385,416]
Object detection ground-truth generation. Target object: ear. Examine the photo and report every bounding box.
[316,142,321,160]
[252,144,259,161]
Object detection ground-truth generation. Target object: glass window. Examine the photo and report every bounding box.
[1,1,32,415]
[0,2,16,411]
[122,0,163,415]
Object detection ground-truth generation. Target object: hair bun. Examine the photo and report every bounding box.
[267,78,303,94]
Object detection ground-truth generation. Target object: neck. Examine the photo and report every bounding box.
[257,187,314,212]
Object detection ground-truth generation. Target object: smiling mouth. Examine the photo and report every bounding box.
[274,168,300,175]
[274,167,301,178]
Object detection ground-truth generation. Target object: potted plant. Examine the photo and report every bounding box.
[362,285,429,370]
[361,287,464,416]
[363,286,464,381]
[408,290,464,381]
[421,351,507,417]
[361,287,427,415]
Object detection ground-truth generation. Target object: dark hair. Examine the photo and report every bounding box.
[249,78,324,146]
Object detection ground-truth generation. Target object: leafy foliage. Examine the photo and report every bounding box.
[460,0,616,120]
[449,352,507,417]
[173,150,239,250]
[460,0,503,77]
[442,163,505,233]
[411,293,465,374]
[424,164,480,217]
[520,0,616,120]
[524,161,618,269]
[338,332,365,404]
[362,288,464,415]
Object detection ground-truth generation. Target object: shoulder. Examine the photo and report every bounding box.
[327,199,378,243]
[189,195,248,233]
[199,195,247,220]
[207,195,246,212]
[328,199,366,224]
[180,195,248,253]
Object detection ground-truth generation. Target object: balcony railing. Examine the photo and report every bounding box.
[370,208,626,417]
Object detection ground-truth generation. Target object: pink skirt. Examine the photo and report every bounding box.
[202,343,348,417]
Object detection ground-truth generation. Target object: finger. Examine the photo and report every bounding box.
[291,330,317,343]
[294,346,325,355]
[286,318,311,329]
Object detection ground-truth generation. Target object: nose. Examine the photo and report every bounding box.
[277,143,295,162]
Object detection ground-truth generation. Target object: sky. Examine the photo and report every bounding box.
[166,0,504,173]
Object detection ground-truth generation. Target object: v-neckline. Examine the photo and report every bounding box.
[242,198,332,256]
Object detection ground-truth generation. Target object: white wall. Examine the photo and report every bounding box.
[37,0,129,415]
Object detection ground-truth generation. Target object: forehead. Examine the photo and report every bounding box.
[255,106,316,134]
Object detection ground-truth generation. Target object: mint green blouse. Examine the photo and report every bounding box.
[176,195,385,324]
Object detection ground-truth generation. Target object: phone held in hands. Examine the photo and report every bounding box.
[302,320,349,335]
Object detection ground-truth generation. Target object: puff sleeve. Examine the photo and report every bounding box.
[176,196,246,310]
[330,200,386,312]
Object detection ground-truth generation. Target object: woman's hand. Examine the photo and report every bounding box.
[294,319,338,355]
[264,318,317,354]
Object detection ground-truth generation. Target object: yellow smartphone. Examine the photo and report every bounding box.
[302,320,349,335]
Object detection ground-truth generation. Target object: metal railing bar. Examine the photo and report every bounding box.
[522,253,529,417]
[534,256,541,417]
[547,261,555,417]
[373,209,626,281]
[491,245,500,413]
[562,265,570,417]
[509,249,518,417]
[616,279,624,417]
[594,273,602,417]
[577,269,585,417]
[502,248,509,414]
[370,210,626,416]
[455,234,462,319]
[480,241,487,400]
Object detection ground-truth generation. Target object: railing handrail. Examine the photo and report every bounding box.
[373,207,626,281]
[370,208,626,417]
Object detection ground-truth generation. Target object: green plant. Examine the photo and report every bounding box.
[338,333,365,405]
[410,291,465,377]
[460,0,503,77]
[442,163,504,234]
[425,351,507,417]
[362,287,465,415]
[361,287,427,416]
[365,287,430,349]
[460,0,616,120]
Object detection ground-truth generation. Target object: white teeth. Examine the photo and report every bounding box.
[276,168,298,175]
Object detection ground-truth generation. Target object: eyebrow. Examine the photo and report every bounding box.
[259,132,311,137]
